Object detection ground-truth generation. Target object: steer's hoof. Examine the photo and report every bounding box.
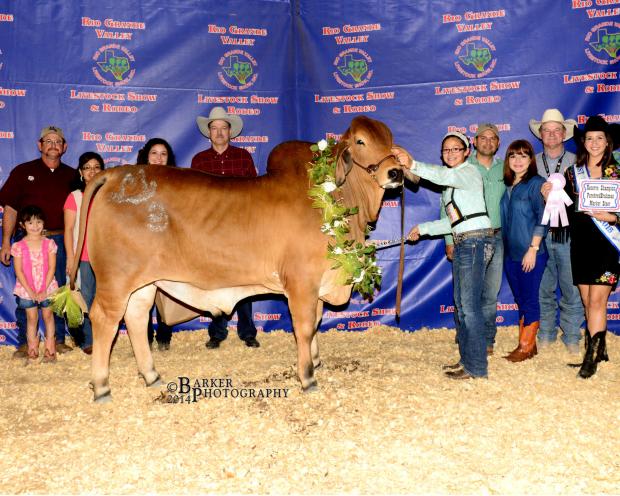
[302,380,318,393]
[145,374,162,388]
[94,390,112,404]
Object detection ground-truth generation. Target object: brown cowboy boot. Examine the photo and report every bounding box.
[503,316,524,360]
[505,320,539,362]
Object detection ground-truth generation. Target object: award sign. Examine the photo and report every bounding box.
[578,180,620,212]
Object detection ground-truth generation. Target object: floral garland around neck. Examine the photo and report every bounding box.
[308,138,381,299]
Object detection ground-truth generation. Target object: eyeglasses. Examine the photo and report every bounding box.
[41,139,64,146]
[82,166,102,172]
[442,147,466,154]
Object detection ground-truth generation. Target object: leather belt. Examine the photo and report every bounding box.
[453,228,495,245]
[42,229,64,236]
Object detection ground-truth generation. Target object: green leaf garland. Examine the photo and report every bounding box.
[308,139,381,299]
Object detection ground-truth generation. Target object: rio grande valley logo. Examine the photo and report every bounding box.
[333,48,373,88]
[585,22,620,65]
[92,44,136,86]
[218,50,258,90]
[454,36,497,79]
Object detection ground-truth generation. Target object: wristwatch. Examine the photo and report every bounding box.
[530,244,539,251]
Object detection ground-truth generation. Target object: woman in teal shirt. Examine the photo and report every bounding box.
[397,131,494,380]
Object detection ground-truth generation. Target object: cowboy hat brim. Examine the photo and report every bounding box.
[197,114,243,139]
[529,118,577,141]
[573,120,620,151]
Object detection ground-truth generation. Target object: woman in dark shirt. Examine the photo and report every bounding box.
[137,138,177,350]
[547,116,620,378]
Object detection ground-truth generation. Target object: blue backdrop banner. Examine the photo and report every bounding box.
[0,0,619,345]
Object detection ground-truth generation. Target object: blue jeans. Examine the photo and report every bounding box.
[453,235,495,378]
[78,261,96,348]
[15,232,68,346]
[504,253,548,325]
[481,230,503,348]
[208,300,257,341]
[16,296,52,309]
[538,238,584,346]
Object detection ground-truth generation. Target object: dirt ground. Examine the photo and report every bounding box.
[1,325,619,495]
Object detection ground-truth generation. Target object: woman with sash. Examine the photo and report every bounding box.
[545,115,620,378]
[396,131,495,380]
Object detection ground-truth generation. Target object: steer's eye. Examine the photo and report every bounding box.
[356,139,365,146]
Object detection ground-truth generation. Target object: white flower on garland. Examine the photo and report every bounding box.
[308,139,382,299]
[322,181,337,193]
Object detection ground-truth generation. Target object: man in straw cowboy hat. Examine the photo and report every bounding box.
[190,106,260,349]
[529,108,584,353]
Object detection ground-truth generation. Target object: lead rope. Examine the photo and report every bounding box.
[395,186,405,320]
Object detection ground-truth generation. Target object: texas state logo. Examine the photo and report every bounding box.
[92,44,136,86]
[333,48,373,88]
[454,36,497,79]
[585,22,620,66]
[218,49,258,90]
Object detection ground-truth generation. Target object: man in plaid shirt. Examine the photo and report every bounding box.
[191,106,256,177]
[191,107,260,349]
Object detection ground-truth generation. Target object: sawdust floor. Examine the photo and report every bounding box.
[1,326,619,495]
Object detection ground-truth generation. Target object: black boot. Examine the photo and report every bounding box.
[568,330,592,368]
[595,330,609,363]
[578,331,606,379]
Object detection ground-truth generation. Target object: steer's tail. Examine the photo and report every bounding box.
[69,172,109,290]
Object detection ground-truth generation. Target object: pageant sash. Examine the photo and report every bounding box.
[574,165,620,255]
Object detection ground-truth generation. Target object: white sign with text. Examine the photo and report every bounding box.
[578,180,620,212]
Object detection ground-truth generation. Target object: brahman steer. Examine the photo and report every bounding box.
[71,116,403,402]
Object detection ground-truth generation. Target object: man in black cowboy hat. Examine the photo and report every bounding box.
[529,109,584,354]
[190,107,260,349]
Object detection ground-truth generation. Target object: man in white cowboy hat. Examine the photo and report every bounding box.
[529,108,584,353]
[190,106,260,349]
[191,106,257,177]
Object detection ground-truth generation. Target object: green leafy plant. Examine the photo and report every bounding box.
[308,139,381,299]
[50,284,84,329]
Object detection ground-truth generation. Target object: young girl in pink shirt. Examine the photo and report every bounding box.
[11,205,59,362]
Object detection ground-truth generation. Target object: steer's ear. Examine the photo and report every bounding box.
[335,130,353,186]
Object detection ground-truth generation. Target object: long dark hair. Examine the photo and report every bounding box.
[137,138,177,167]
[503,139,538,186]
[575,130,614,169]
[73,152,105,191]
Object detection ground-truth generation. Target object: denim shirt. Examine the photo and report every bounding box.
[500,174,548,261]
[413,160,491,237]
